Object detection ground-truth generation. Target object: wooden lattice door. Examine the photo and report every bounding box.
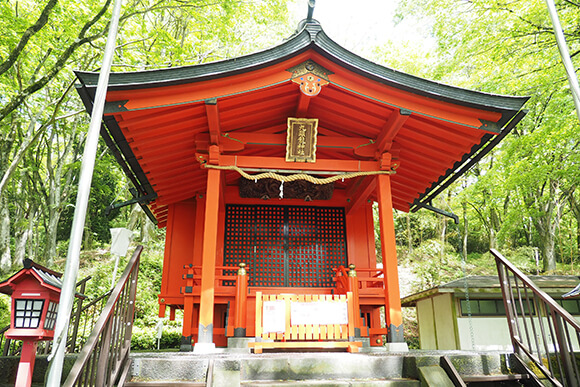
[224,205,347,287]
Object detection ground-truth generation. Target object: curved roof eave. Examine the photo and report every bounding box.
[76,20,529,116]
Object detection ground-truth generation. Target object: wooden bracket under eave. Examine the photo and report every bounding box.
[205,99,221,146]
[374,109,411,158]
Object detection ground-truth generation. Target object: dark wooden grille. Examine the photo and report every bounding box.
[224,205,347,287]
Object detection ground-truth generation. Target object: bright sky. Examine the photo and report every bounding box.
[289,0,432,58]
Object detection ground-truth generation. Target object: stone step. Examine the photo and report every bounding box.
[125,383,205,387]
[126,351,527,386]
[241,379,420,386]
[418,366,455,387]
[124,380,420,387]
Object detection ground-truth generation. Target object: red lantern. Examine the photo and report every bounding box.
[0,259,82,387]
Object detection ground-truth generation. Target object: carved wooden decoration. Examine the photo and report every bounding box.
[239,178,333,201]
[287,60,332,96]
[286,117,318,163]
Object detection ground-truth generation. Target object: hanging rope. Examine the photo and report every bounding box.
[203,164,395,185]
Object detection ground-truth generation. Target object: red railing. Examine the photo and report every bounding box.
[63,246,142,387]
[355,268,385,290]
[183,264,239,288]
[493,248,580,386]
[333,265,385,293]
[332,265,350,294]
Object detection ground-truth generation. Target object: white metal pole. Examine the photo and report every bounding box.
[45,0,123,384]
[544,0,580,122]
[111,253,120,287]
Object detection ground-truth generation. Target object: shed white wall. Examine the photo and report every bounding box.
[416,294,458,350]
[416,296,580,351]
[456,317,512,350]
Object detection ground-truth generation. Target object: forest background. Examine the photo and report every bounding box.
[0,0,579,348]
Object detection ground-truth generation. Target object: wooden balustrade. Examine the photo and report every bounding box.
[181,264,239,288]
[249,291,362,353]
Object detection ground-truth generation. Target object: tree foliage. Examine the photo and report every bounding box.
[390,0,580,273]
[0,0,292,272]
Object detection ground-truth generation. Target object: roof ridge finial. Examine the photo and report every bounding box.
[307,0,315,21]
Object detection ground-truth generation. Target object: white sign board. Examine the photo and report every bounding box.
[262,300,286,333]
[290,301,348,326]
[110,228,133,256]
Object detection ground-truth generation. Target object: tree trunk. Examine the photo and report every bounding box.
[0,197,11,271]
[407,213,412,253]
[462,200,468,260]
[14,227,31,267]
[526,180,560,272]
[567,189,580,259]
[489,206,500,250]
[440,214,446,264]
[540,227,557,272]
[45,209,60,266]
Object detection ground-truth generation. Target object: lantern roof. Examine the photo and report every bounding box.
[75,19,528,227]
[0,259,84,298]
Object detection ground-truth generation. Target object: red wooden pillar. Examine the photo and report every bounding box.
[347,264,361,338]
[15,340,37,387]
[234,262,248,336]
[196,168,221,348]
[181,264,195,351]
[376,172,404,343]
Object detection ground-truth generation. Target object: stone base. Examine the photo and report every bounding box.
[227,337,255,348]
[193,342,216,354]
[384,342,409,352]
[179,335,193,352]
[225,337,255,353]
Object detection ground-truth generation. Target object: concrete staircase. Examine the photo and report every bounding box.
[123,351,531,386]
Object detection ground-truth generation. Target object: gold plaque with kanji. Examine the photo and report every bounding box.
[286,118,318,163]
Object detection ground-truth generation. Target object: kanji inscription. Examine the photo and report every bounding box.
[286,117,318,163]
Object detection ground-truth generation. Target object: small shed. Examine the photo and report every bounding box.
[401,275,580,351]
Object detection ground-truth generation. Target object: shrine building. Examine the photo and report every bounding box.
[75,19,528,351]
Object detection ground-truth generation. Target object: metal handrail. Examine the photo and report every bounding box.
[492,248,580,387]
[63,245,143,387]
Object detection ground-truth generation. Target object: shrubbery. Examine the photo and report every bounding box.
[131,323,181,350]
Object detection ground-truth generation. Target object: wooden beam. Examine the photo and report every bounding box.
[138,149,196,164]
[156,191,196,205]
[118,105,200,128]
[125,119,204,142]
[217,155,380,172]
[205,99,221,146]
[375,109,411,154]
[295,93,311,116]
[397,133,469,160]
[196,132,377,156]
[142,156,198,173]
[346,177,376,215]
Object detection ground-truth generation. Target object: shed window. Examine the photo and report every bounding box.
[459,299,506,316]
[555,299,580,315]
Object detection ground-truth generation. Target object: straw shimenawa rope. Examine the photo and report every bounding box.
[203,164,395,185]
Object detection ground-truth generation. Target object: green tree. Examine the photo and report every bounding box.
[0,0,292,271]
[396,0,580,271]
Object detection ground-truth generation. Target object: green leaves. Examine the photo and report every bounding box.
[392,0,580,270]
[0,0,293,269]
